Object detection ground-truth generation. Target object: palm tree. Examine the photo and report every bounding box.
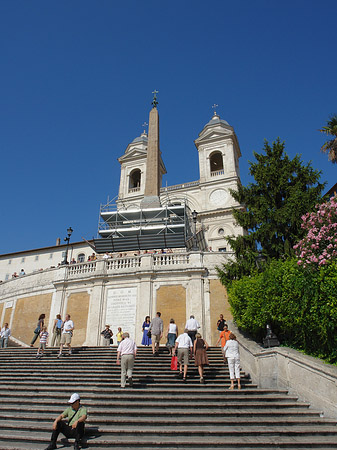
[319,114,337,163]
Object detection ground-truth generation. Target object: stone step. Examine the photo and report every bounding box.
[1,383,272,395]
[0,391,299,402]
[1,430,337,449]
[0,345,335,450]
[0,373,249,381]
[0,398,311,411]
[0,406,321,418]
[1,420,337,435]
[0,414,334,426]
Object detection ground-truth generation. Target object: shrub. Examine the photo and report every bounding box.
[227,258,337,363]
[294,196,337,267]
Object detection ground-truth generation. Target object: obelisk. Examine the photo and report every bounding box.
[141,91,162,208]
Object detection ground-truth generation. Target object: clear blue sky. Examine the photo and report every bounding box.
[1,0,336,254]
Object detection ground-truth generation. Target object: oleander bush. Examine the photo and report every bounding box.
[227,258,337,363]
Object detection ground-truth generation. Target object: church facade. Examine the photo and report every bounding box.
[0,102,244,347]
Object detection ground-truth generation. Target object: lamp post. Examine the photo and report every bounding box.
[192,210,198,251]
[263,324,280,348]
[255,251,266,270]
[61,227,73,265]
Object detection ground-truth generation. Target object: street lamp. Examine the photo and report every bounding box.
[255,251,266,270]
[192,210,198,251]
[263,324,280,348]
[61,227,73,265]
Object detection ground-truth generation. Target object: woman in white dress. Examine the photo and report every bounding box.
[223,332,241,390]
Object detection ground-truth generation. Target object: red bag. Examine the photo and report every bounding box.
[171,356,178,370]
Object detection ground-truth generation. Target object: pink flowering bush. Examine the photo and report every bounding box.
[294,196,337,267]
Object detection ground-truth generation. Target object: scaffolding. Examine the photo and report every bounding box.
[94,201,194,253]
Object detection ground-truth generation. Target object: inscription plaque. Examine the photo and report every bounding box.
[106,287,137,340]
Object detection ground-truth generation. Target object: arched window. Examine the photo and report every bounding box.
[210,151,224,176]
[129,169,141,192]
[77,253,85,263]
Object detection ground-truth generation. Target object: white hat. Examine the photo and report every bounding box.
[68,393,80,403]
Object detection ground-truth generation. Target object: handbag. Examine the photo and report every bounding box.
[170,355,178,371]
[147,330,151,338]
[34,326,40,334]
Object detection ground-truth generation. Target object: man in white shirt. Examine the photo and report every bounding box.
[185,315,200,343]
[0,323,11,348]
[116,332,137,388]
[58,314,74,358]
[173,329,193,381]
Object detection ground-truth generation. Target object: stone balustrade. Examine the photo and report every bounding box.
[210,169,225,177]
[67,261,97,275]
[0,252,232,288]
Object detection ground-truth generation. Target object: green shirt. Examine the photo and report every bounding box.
[62,405,87,426]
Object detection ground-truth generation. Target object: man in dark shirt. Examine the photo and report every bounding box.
[217,314,226,332]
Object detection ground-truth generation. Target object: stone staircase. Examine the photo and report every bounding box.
[0,346,336,449]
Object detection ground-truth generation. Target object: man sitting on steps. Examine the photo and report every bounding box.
[45,393,87,450]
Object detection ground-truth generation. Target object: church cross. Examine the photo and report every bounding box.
[212,103,219,115]
[152,89,159,108]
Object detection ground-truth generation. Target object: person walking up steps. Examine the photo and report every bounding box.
[173,329,193,382]
[51,314,63,347]
[223,332,241,390]
[30,314,45,347]
[216,323,231,362]
[116,332,137,388]
[36,326,49,359]
[194,333,209,384]
[185,315,200,344]
[149,312,163,356]
[57,314,74,358]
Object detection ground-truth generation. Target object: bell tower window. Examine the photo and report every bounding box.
[129,169,141,193]
[210,151,224,176]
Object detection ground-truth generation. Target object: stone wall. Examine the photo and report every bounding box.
[0,253,229,347]
[12,293,52,345]
[66,292,90,347]
[209,279,231,345]
[156,285,186,343]
[229,321,337,419]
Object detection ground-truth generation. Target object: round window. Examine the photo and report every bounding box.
[218,228,225,235]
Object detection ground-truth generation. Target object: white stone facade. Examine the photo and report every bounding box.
[0,110,244,347]
[115,112,243,251]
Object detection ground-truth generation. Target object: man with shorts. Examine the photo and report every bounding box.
[45,393,87,450]
[58,314,74,358]
[173,329,193,382]
[149,312,163,356]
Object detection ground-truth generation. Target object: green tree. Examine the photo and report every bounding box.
[227,259,337,363]
[319,114,337,163]
[217,139,326,286]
